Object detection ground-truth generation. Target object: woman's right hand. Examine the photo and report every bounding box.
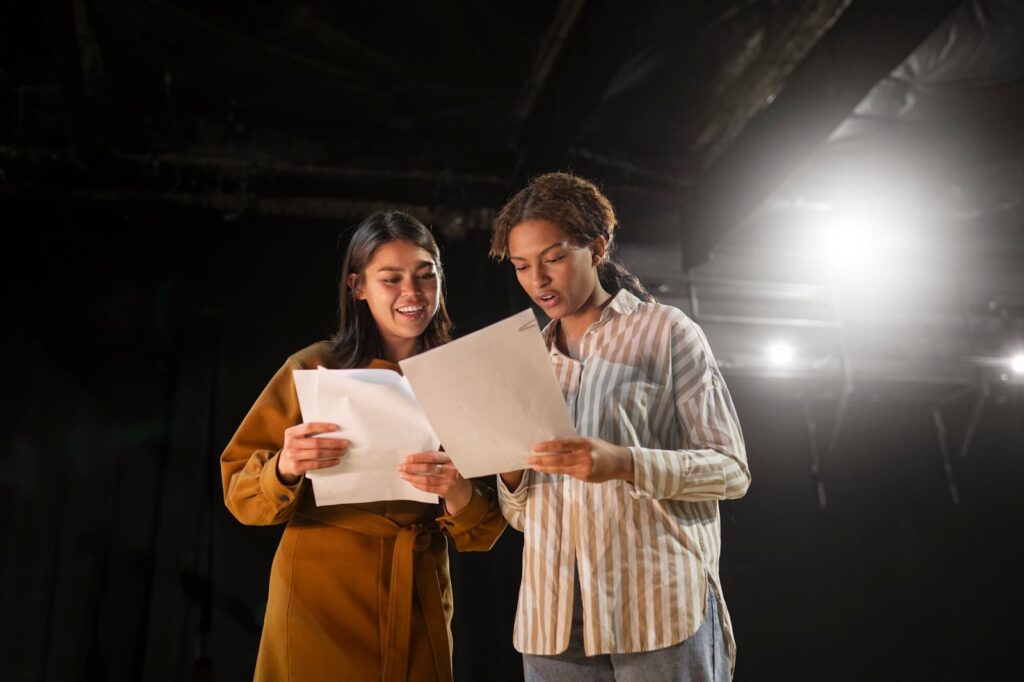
[276,422,350,485]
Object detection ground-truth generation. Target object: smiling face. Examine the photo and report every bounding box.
[506,218,606,320]
[348,240,440,359]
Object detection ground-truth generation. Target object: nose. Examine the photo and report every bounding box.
[402,276,423,297]
[530,265,550,289]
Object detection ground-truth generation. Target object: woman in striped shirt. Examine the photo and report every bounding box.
[491,173,751,681]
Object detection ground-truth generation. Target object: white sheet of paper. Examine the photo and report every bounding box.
[293,368,440,506]
[399,309,576,478]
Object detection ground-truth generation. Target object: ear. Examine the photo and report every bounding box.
[347,273,366,300]
[591,235,608,265]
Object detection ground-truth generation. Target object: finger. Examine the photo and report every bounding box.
[528,462,575,474]
[527,451,576,466]
[401,452,450,464]
[532,438,585,452]
[290,437,350,451]
[398,462,443,475]
[288,454,346,468]
[288,422,340,437]
[398,473,450,493]
[539,464,593,479]
[532,440,581,456]
[312,450,348,460]
[530,445,581,458]
[299,438,352,448]
[527,451,582,467]
[299,458,343,472]
[289,445,349,460]
[401,469,457,483]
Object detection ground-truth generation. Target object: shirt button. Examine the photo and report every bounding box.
[278,494,289,502]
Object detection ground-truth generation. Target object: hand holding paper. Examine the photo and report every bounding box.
[397,451,474,513]
[276,422,350,485]
[527,436,635,484]
[294,368,440,506]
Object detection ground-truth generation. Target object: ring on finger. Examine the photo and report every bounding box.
[434,463,443,475]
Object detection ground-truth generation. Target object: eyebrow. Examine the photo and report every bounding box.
[508,241,567,261]
[375,261,435,273]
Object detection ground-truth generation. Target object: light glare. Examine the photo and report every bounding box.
[767,342,794,366]
[823,213,869,271]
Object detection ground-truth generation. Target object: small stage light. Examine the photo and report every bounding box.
[1012,354,1024,373]
[767,342,794,366]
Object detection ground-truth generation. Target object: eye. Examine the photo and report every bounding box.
[543,254,566,264]
[381,278,400,285]
[418,271,437,280]
[513,264,529,273]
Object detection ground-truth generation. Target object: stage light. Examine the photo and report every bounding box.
[804,203,932,304]
[767,342,794,366]
[820,211,870,273]
[1012,354,1024,373]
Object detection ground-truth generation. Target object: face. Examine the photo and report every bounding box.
[349,240,440,351]
[506,218,603,320]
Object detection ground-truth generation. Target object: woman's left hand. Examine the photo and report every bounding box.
[398,452,473,514]
[528,437,634,484]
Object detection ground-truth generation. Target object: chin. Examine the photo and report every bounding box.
[546,302,571,319]
[407,321,433,337]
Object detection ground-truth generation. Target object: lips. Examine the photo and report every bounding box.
[535,292,560,309]
[395,304,426,320]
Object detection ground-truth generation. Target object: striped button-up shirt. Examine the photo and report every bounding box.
[498,289,750,665]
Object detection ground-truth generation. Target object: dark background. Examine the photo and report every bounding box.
[3,1,1023,680]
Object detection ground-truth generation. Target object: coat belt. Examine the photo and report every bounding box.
[298,507,451,682]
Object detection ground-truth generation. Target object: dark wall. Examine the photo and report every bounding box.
[3,196,1021,681]
[721,377,1023,680]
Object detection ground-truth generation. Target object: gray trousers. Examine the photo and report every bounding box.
[523,572,731,682]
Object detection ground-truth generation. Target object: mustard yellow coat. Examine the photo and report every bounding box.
[221,342,506,682]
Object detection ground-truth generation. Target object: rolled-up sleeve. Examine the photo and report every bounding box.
[496,471,532,532]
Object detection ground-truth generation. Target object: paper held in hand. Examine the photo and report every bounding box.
[293,368,440,506]
[399,309,577,478]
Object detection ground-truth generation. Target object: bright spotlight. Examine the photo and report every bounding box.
[822,212,869,271]
[767,342,794,366]
[1012,354,1024,373]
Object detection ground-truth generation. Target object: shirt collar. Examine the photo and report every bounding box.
[606,288,642,317]
[540,288,644,348]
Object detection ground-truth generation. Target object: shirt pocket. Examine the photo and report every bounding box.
[602,368,666,444]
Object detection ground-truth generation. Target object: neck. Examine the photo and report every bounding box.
[557,282,613,356]
[383,336,419,363]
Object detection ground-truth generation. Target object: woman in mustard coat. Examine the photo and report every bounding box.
[221,210,506,682]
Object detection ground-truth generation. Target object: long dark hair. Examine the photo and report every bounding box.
[490,172,654,303]
[330,211,453,368]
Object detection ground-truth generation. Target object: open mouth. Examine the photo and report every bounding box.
[536,293,560,308]
[396,304,426,319]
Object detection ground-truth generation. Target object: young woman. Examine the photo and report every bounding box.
[221,210,506,682]
[491,173,750,681]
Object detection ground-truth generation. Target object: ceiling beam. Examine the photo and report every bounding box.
[511,0,664,185]
[677,0,964,268]
[511,0,587,125]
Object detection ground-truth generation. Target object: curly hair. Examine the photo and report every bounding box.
[491,172,653,302]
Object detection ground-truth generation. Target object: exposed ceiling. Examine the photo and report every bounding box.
[8,0,1019,266]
